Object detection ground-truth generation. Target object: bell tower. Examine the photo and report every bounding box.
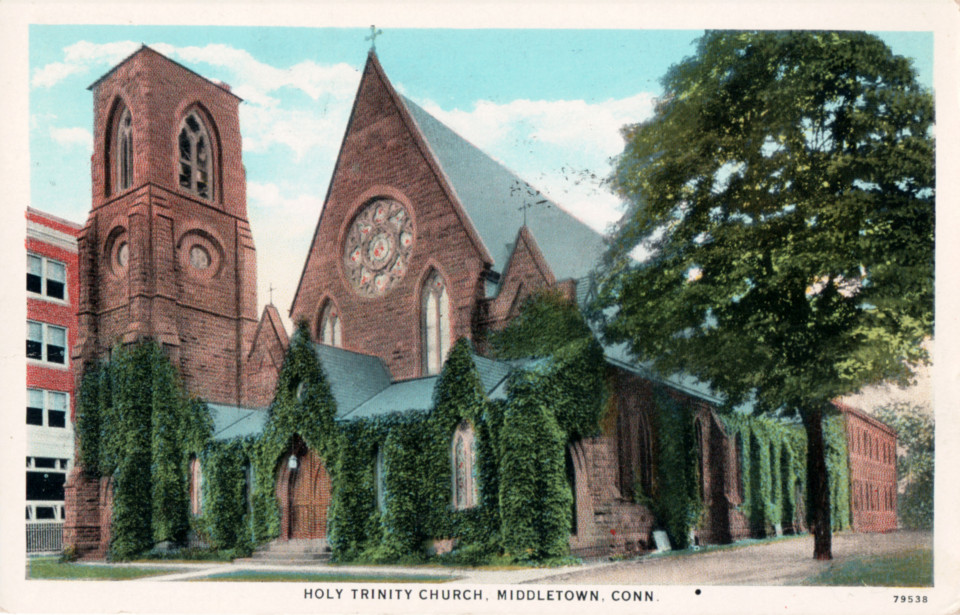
[75,46,258,405]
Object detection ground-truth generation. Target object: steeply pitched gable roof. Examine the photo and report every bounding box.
[401,97,609,283]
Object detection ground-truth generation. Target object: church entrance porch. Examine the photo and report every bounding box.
[275,437,331,541]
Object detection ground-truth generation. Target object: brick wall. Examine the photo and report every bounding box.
[77,48,257,406]
[289,56,488,380]
[839,403,898,532]
[62,469,112,559]
[242,306,289,407]
[27,209,81,419]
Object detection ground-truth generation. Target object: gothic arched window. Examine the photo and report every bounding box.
[422,270,451,375]
[189,456,203,516]
[116,106,133,192]
[374,447,386,514]
[318,301,342,347]
[178,111,213,199]
[452,422,478,510]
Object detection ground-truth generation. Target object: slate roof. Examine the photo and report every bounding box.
[336,352,518,421]
[314,344,393,416]
[209,403,269,441]
[401,97,608,285]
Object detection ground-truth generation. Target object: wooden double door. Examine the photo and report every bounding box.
[276,438,330,540]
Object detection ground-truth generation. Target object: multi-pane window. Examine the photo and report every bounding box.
[27,389,68,428]
[27,321,67,365]
[178,112,212,199]
[26,456,70,518]
[452,422,478,510]
[116,106,133,192]
[422,270,451,375]
[319,302,342,347]
[27,254,66,301]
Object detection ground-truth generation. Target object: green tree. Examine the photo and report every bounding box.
[875,402,934,530]
[599,31,933,559]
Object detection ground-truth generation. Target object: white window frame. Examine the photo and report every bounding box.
[27,321,68,367]
[27,389,69,428]
[26,456,70,522]
[27,253,67,302]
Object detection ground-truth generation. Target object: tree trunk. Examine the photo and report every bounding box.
[802,404,832,560]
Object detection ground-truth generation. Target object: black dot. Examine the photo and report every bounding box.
[695,589,702,596]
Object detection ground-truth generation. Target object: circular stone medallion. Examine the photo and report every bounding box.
[343,199,414,297]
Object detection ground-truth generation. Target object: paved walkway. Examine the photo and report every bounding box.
[538,531,931,586]
[65,531,930,585]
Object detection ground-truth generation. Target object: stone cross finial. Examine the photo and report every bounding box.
[366,25,383,51]
[268,282,275,305]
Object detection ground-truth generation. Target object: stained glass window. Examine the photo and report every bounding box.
[319,302,342,347]
[422,271,451,375]
[342,199,414,297]
[452,422,477,510]
[189,456,203,516]
[116,106,133,192]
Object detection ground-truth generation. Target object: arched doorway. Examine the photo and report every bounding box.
[275,436,330,540]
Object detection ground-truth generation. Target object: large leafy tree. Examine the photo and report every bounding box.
[598,31,933,559]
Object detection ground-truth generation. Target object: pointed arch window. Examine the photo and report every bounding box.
[189,456,203,516]
[319,302,342,347]
[178,111,213,199]
[452,422,478,510]
[116,106,133,192]
[422,270,451,375]
[374,447,386,514]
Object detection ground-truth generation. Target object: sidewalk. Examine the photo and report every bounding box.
[59,530,930,585]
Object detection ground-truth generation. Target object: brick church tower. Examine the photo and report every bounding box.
[74,46,258,405]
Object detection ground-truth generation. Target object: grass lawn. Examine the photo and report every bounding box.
[802,549,933,587]
[191,570,456,583]
[28,557,183,581]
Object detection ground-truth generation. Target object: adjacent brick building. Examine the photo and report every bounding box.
[26,207,81,550]
[62,46,898,559]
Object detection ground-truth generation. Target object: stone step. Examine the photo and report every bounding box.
[243,539,332,564]
[233,555,332,566]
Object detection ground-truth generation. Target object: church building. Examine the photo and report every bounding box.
[62,46,898,561]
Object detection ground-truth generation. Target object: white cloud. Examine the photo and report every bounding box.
[32,40,140,88]
[49,126,92,151]
[240,104,350,162]
[33,40,360,162]
[422,93,654,232]
[247,182,327,330]
[421,92,654,165]
[416,93,653,232]
[159,43,359,107]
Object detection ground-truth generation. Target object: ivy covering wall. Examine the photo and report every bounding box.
[75,341,212,560]
[720,413,851,537]
[74,292,854,563]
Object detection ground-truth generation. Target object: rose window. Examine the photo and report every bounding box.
[343,199,414,297]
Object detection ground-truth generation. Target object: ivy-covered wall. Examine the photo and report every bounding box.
[75,341,212,560]
[720,413,851,537]
[74,293,855,564]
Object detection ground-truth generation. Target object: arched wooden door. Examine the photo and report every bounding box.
[276,438,330,540]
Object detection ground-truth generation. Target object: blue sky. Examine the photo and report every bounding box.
[28,26,933,329]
